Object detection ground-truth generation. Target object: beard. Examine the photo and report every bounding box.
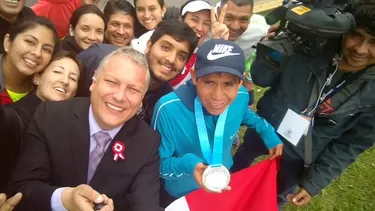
[146,53,170,83]
[148,67,167,83]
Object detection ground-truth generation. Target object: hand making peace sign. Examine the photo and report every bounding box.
[210,4,230,40]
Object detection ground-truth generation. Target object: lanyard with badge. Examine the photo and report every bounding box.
[305,70,366,115]
[276,56,367,146]
[194,96,231,192]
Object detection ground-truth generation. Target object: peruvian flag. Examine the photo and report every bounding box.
[166,159,278,211]
[170,53,197,89]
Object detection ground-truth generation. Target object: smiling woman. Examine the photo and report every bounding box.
[59,4,106,55]
[33,50,83,102]
[134,0,166,32]
[0,16,59,105]
[0,0,35,54]
[0,50,82,192]
[180,0,211,46]
[133,0,184,38]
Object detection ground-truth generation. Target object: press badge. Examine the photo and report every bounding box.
[277,109,311,146]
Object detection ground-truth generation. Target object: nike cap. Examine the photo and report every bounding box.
[181,0,211,17]
[195,39,245,80]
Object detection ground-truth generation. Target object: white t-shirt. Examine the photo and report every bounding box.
[131,30,155,54]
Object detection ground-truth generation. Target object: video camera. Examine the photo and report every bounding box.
[256,0,357,70]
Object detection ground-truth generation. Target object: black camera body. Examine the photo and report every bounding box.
[256,0,357,71]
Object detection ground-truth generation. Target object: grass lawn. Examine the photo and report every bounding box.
[239,86,375,210]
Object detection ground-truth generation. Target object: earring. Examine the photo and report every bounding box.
[33,78,39,85]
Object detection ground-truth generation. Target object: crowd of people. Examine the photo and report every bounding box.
[0,0,374,210]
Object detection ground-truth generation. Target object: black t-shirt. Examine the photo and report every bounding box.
[139,82,173,125]
[59,36,83,55]
[0,7,35,53]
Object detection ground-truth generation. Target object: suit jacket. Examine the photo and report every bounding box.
[0,92,41,192]
[8,97,163,211]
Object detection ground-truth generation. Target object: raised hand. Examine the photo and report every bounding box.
[210,5,230,40]
[193,162,231,193]
[263,24,280,41]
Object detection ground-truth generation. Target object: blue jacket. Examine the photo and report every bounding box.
[151,81,282,197]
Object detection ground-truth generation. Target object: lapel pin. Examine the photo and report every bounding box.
[112,141,125,162]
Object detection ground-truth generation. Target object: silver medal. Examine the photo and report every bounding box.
[202,164,231,192]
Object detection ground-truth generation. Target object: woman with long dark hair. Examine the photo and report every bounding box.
[0,16,59,105]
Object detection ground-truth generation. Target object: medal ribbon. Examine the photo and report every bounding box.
[194,97,228,165]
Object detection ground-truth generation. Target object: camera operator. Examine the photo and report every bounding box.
[232,1,375,208]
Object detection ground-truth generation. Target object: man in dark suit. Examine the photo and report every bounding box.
[8,47,163,211]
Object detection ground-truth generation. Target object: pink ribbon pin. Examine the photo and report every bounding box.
[112,141,125,162]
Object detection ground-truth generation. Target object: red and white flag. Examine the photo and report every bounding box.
[166,159,278,211]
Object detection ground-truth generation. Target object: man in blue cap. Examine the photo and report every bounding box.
[152,39,283,206]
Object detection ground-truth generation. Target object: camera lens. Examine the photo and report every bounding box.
[266,49,282,66]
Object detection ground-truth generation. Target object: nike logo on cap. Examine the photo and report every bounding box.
[206,44,240,60]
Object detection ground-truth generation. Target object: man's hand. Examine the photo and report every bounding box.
[193,163,231,193]
[0,193,22,211]
[268,144,283,160]
[287,188,312,206]
[263,24,280,41]
[62,185,114,211]
[210,5,229,40]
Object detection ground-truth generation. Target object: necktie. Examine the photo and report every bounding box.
[87,131,112,183]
